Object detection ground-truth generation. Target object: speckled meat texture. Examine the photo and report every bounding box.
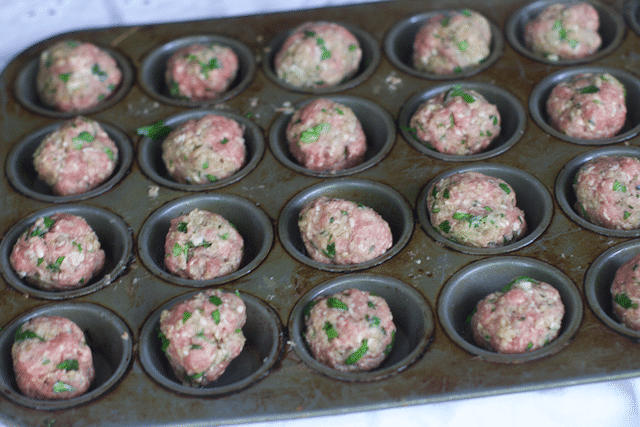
[305,288,396,371]
[611,253,640,331]
[161,114,246,184]
[165,43,238,101]
[274,21,362,88]
[412,10,491,74]
[574,156,640,230]
[286,98,366,172]
[9,213,105,291]
[409,87,500,155]
[159,289,246,386]
[164,208,243,280]
[524,3,601,61]
[471,276,565,354]
[546,72,626,139]
[427,171,526,248]
[298,196,393,265]
[36,39,122,112]
[33,116,118,196]
[12,316,94,400]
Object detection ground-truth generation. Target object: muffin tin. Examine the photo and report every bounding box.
[3,0,640,425]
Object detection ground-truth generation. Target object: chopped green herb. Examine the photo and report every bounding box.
[182,311,192,323]
[177,222,188,233]
[443,188,450,199]
[614,293,638,310]
[72,241,82,252]
[323,321,338,341]
[384,330,396,356]
[46,256,65,272]
[348,44,357,52]
[327,297,348,311]
[56,359,79,371]
[206,174,218,182]
[59,73,71,82]
[91,63,108,81]
[304,301,318,317]
[15,325,45,342]
[209,295,223,306]
[104,147,115,160]
[580,85,599,94]
[502,276,535,293]
[72,131,94,149]
[439,220,451,234]
[345,339,368,365]
[172,243,183,257]
[53,381,76,393]
[300,122,330,143]
[499,183,511,194]
[322,242,336,259]
[220,232,229,240]
[137,120,172,140]
[212,309,221,324]
[158,329,170,353]
[458,40,468,52]
[220,137,228,144]
[624,211,632,220]
[461,9,472,16]
[526,342,534,350]
[613,180,627,192]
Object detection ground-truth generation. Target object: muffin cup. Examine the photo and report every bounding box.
[0,204,133,300]
[288,273,434,382]
[0,302,133,410]
[438,256,583,364]
[625,0,640,37]
[398,81,526,161]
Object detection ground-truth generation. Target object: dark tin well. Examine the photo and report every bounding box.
[625,0,640,36]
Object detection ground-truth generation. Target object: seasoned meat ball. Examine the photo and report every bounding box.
[36,39,122,112]
[573,156,640,230]
[611,253,640,331]
[286,98,366,172]
[305,288,396,371]
[165,43,239,101]
[158,289,246,386]
[471,276,565,354]
[9,213,105,291]
[413,10,492,74]
[33,116,118,196]
[298,196,393,265]
[427,171,526,248]
[546,72,626,140]
[161,114,246,184]
[12,316,94,399]
[524,3,601,61]
[164,208,243,280]
[274,21,362,89]
[409,86,500,155]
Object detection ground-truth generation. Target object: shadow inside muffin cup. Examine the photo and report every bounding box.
[137,109,265,191]
[397,81,526,161]
[0,302,133,410]
[625,0,640,37]
[263,22,380,94]
[438,256,583,364]
[383,9,504,80]
[268,95,396,177]
[278,178,414,272]
[505,0,626,66]
[529,66,640,145]
[139,35,256,107]
[0,204,133,300]
[288,274,434,382]
[5,120,133,203]
[416,163,553,255]
[137,193,273,287]
[138,290,284,396]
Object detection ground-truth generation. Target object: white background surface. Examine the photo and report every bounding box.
[1,1,640,426]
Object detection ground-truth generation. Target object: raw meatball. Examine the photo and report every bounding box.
[165,43,239,101]
[573,156,640,230]
[304,288,396,371]
[409,86,500,155]
[9,213,105,291]
[546,72,626,139]
[427,171,526,248]
[611,253,640,330]
[413,10,492,74]
[12,316,94,399]
[524,3,601,61]
[33,116,118,196]
[158,289,246,386]
[164,208,243,280]
[161,114,246,184]
[471,276,565,354]
[286,98,366,172]
[274,21,362,89]
[298,196,393,265]
[36,39,122,112]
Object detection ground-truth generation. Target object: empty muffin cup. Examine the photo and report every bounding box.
[625,0,640,37]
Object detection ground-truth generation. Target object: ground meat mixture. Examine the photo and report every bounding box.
[33,116,118,196]
[161,114,246,184]
[573,156,640,230]
[12,316,94,399]
[409,86,500,155]
[165,43,239,101]
[427,171,526,248]
[164,208,243,280]
[298,196,393,265]
[9,213,105,291]
[304,288,396,371]
[611,253,640,331]
[158,289,246,386]
[412,10,492,74]
[274,21,362,89]
[36,39,122,112]
[524,3,601,61]
[286,98,366,172]
[546,72,626,139]
[471,276,565,354]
